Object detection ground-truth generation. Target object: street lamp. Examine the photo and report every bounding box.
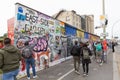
[111,19,120,38]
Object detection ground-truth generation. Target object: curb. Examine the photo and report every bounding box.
[115,54,120,76]
[113,52,120,80]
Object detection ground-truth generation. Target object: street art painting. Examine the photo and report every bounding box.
[61,37,67,58]
[65,24,78,56]
[84,32,89,39]
[7,17,14,45]
[15,3,65,77]
[14,3,100,79]
[89,34,99,41]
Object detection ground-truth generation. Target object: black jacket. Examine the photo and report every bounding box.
[70,45,81,56]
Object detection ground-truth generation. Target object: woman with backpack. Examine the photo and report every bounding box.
[81,43,92,76]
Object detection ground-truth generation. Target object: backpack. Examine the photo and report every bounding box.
[22,46,33,58]
[83,49,90,59]
[96,44,102,51]
[70,45,79,56]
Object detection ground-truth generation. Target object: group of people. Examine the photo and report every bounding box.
[70,41,92,76]
[0,37,116,80]
[0,38,37,80]
[70,39,115,76]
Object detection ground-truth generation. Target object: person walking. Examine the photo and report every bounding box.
[0,38,22,80]
[112,41,115,52]
[70,41,81,75]
[94,41,103,65]
[102,39,108,63]
[81,43,92,76]
[92,41,96,59]
[22,41,37,79]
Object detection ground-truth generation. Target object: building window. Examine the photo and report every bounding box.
[66,16,70,21]
[76,17,78,21]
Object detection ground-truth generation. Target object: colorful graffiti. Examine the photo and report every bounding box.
[15,3,66,77]
[7,17,14,44]
[33,37,48,52]
[14,3,100,78]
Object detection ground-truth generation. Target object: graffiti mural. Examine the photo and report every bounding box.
[15,3,65,77]
[7,18,14,45]
[61,37,67,58]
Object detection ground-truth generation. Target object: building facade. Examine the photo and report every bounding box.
[53,10,94,34]
[53,10,81,30]
[84,15,94,33]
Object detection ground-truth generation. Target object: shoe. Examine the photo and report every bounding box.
[86,73,88,76]
[27,77,30,79]
[33,75,37,79]
[74,70,77,73]
[83,72,86,76]
[99,63,103,66]
[75,71,80,75]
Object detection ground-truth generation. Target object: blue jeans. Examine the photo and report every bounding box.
[2,69,19,80]
[25,58,36,77]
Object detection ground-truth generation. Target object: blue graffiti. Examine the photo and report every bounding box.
[17,13,26,21]
[18,7,23,13]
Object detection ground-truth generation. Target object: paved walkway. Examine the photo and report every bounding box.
[19,49,113,80]
[0,48,119,80]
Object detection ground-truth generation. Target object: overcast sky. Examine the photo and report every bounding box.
[0,0,120,39]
